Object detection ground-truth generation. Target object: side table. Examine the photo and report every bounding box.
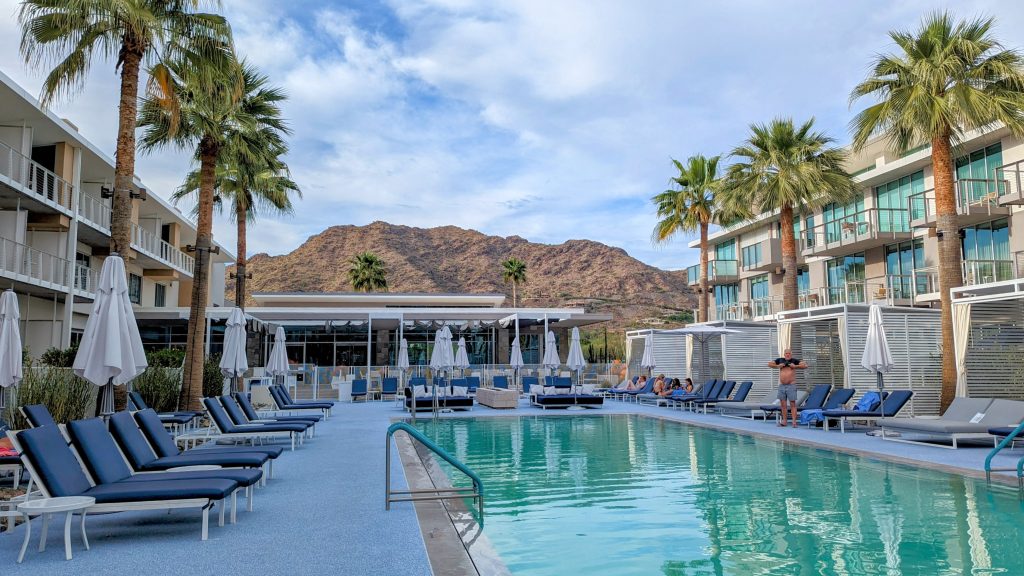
[17,496,94,562]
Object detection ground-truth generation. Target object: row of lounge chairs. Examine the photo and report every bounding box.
[525,377,604,410]
[880,398,1024,449]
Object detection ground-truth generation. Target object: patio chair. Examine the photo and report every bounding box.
[219,396,314,439]
[10,424,237,540]
[695,381,752,413]
[762,384,832,419]
[822,390,914,433]
[128,391,201,430]
[492,375,510,389]
[133,409,282,479]
[464,376,481,395]
[269,386,332,419]
[278,385,336,407]
[381,377,399,400]
[350,379,369,402]
[20,404,58,429]
[204,398,304,451]
[671,380,722,410]
[521,376,540,395]
[718,389,808,420]
[67,417,261,520]
[233,392,322,424]
[882,398,1024,448]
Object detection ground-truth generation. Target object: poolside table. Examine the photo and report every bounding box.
[17,496,94,562]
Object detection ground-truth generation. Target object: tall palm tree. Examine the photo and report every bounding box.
[19,0,230,255]
[349,252,388,292]
[501,257,527,307]
[176,134,300,308]
[850,12,1024,410]
[722,118,857,312]
[138,55,288,411]
[651,155,736,323]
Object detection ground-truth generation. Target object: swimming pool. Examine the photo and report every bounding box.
[415,414,1024,575]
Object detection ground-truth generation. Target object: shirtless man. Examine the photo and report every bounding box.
[768,349,808,427]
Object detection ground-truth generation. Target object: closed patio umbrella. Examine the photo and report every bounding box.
[454,336,471,372]
[509,336,524,393]
[640,332,657,376]
[0,290,23,409]
[542,330,560,377]
[397,337,410,390]
[428,326,454,412]
[219,307,249,394]
[73,255,148,415]
[266,326,289,382]
[861,303,894,416]
[567,327,587,403]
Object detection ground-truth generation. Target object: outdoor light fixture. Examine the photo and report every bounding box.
[100,186,113,199]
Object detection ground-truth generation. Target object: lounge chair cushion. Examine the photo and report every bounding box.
[234,393,322,423]
[119,467,262,488]
[67,418,137,484]
[16,426,93,497]
[82,479,238,503]
[877,419,993,434]
[941,398,995,421]
[980,399,1024,426]
[157,413,198,425]
[22,405,58,428]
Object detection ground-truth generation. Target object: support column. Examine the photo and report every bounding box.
[61,146,82,348]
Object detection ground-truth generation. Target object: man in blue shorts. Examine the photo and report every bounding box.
[768,349,807,427]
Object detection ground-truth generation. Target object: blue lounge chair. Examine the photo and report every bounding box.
[464,377,481,395]
[11,424,237,540]
[204,398,305,450]
[381,377,399,400]
[823,390,913,432]
[278,385,336,407]
[674,380,723,410]
[762,383,832,418]
[67,417,261,521]
[220,396,315,438]
[21,404,59,429]
[133,409,283,473]
[622,379,655,403]
[128,391,200,429]
[695,381,752,413]
[269,386,332,419]
[233,392,322,424]
[492,376,510,389]
[351,379,369,402]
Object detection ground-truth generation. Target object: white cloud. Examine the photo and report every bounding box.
[3,0,1024,271]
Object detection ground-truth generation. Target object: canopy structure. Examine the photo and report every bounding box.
[951,279,1024,401]
[72,255,147,415]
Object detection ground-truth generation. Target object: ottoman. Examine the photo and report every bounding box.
[477,388,519,409]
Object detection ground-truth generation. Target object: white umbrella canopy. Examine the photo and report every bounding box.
[542,330,560,370]
[861,303,895,416]
[640,332,657,372]
[73,255,148,414]
[266,326,289,377]
[397,338,410,371]
[0,290,23,409]
[429,326,453,372]
[567,327,586,372]
[454,336,471,370]
[509,337,524,368]
[219,308,249,395]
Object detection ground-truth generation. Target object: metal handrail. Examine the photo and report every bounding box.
[385,422,484,519]
[0,236,71,289]
[131,222,195,275]
[983,420,1024,494]
[78,193,112,230]
[0,139,74,211]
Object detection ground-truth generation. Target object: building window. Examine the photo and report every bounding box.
[128,273,142,305]
[154,283,166,308]
[791,215,815,247]
[74,252,91,291]
[961,218,1011,284]
[714,283,739,319]
[956,142,1003,202]
[714,239,736,261]
[822,199,866,243]
[884,239,925,298]
[748,275,771,317]
[876,170,924,232]
[741,243,761,268]
[825,253,866,304]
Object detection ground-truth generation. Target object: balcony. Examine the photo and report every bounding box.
[802,208,913,258]
[912,259,1019,304]
[78,192,112,232]
[716,298,782,321]
[131,223,195,276]
[0,140,75,216]
[802,275,912,308]
[686,260,739,287]
[0,236,72,293]
[741,235,785,273]
[908,180,1010,229]
[997,159,1024,206]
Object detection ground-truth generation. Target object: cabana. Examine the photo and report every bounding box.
[776,304,942,416]
[952,279,1024,401]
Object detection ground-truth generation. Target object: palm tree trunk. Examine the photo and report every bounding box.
[933,132,962,412]
[699,221,709,322]
[512,281,517,308]
[779,203,799,311]
[235,199,247,309]
[179,137,219,412]
[110,41,145,255]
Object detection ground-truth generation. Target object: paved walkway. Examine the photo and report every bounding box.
[1,397,1019,572]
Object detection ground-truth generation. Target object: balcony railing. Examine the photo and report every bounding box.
[0,140,75,213]
[131,223,195,276]
[78,193,112,231]
[686,260,739,286]
[908,180,1009,226]
[802,208,911,256]
[0,236,71,289]
[73,264,99,295]
[912,259,1018,299]
[716,297,782,321]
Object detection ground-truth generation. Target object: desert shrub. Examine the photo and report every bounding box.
[3,367,92,429]
[147,348,186,368]
[131,367,183,412]
[203,355,224,398]
[39,343,79,367]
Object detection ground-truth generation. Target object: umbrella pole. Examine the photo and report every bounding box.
[877,372,885,418]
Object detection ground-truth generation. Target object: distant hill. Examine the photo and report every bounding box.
[227,221,695,329]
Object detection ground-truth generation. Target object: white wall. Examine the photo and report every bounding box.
[0,209,27,243]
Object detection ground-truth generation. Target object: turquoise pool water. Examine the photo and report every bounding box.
[415,415,1024,576]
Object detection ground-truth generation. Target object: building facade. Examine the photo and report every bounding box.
[687,125,1023,322]
[0,70,233,357]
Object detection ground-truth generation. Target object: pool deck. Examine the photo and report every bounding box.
[1,397,1021,573]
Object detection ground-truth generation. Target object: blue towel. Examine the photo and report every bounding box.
[799,409,824,425]
[853,391,880,412]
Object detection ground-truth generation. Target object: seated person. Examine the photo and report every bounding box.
[683,378,694,394]
[628,375,648,390]
[652,375,667,395]
[660,378,680,397]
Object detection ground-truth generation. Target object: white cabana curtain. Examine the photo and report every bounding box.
[777,322,791,356]
[719,335,728,379]
[837,316,849,386]
[685,335,693,378]
[954,303,972,397]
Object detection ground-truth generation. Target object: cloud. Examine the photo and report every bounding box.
[2,0,1024,271]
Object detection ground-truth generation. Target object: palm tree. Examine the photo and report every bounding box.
[651,155,736,323]
[349,252,388,292]
[138,55,288,411]
[722,118,857,312]
[176,134,299,309]
[19,0,230,256]
[501,258,527,307]
[850,12,1024,410]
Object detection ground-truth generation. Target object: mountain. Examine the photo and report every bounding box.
[227,221,695,329]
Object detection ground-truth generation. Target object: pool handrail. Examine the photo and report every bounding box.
[385,422,484,520]
[984,419,1024,493]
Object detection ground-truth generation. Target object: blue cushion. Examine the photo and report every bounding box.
[492,376,509,389]
[220,396,252,425]
[66,418,134,484]
[16,426,93,497]
[141,452,267,471]
[157,413,197,425]
[278,385,336,406]
[109,411,160,469]
[81,479,237,503]
[119,467,262,488]
[22,404,58,428]
[134,409,182,458]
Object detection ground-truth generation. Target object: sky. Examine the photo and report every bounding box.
[1,1,1023,270]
